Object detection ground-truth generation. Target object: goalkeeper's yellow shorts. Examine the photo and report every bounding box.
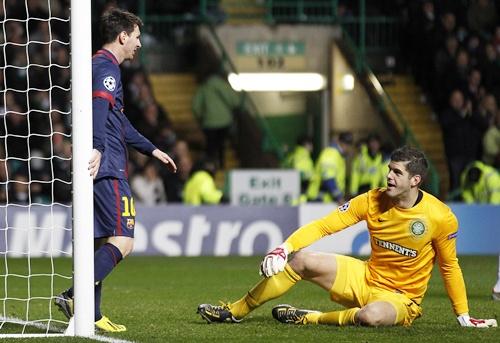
[329,254,422,326]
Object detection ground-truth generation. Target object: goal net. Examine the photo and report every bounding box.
[1,0,94,337]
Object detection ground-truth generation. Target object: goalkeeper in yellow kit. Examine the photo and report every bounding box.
[197,146,497,328]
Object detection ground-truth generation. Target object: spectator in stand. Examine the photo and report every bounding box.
[434,11,457,51]
[493,26,500,54]
[462,68,484,110]
[131,160,166,205]
[349,133,385,197]
[465,35,482,68]
[480,43,500,96]
[440,89,485,191]
[53,138,72,203]
[192,71,240,169]
[410,0,437,90]
[9,173,29,204]
[467,0,497,38]
[162,139,192,203]
[482,111,500,168]
[136,102,170,145]
[434,35,459,95]
[476,93,497,127]
[0,148,7,204]
[193,40,242,169]
[443,49,470,108]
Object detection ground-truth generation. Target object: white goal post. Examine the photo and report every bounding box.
[0,0,94,338]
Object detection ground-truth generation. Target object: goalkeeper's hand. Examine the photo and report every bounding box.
[457,313,498,328]
[259,244,289,277]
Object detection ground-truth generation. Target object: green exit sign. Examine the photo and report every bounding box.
[237,41,305,56]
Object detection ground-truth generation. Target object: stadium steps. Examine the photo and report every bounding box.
[383,75,449,197]
[149,73,203,148]
[149,73,240,174]
[219,0,266,24]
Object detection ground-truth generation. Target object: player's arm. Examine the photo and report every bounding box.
[90,64,119,178]
[123,117,177,173]
[260,193,368,277]
[433,210,497,328]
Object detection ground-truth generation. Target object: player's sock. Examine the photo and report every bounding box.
[230,264,301,319]
[95,282,103,321]
[310,307,360,326]
[94,243,122,321]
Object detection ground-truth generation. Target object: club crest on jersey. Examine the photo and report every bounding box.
[338,201,350,212]
[103,76,116,91]
[409,220,426,238]
[126,218,135,229]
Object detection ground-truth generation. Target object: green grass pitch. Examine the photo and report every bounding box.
[1,255,499,342]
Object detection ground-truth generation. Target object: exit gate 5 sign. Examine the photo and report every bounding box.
[229,170,300,206]
[236,41,306,70]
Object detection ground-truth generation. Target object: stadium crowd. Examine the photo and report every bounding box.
[0,0,499,206]
[402,0,500,192]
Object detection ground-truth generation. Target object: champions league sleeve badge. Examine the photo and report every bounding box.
[103,76,116,91]
[338,201,350,212]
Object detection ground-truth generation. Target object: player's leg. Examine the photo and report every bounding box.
[493,254,500,300]
[272,252,363,325]
[93,178,135,331]
[198,250,338,323]
[273,254,402,326]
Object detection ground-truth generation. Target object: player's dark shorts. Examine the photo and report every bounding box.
[94,177,136,238]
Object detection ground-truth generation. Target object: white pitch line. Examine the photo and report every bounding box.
[1,316,135,343]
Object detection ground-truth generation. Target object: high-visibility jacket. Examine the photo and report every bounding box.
[183,170,222,205]
[349,144,385,196]
[307,144,346,202]
[460,161,500,204]
[283,145,314,183]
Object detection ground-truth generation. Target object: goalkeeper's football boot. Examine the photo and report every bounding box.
[54,290,73,319]
[272,304,319,324]
[95,315,127,332]
[197,303,242,323]
[493,289,500,301]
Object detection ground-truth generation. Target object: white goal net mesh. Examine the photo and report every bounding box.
[0,0,72,335]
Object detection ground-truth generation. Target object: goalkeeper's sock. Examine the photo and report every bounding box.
[495,255,500,292]
[304,307,360,326]
[230,264,301,319]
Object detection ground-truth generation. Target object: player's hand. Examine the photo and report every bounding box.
[152,149,177,173]
[457,314,498,328]
[88,149,102,179]
[259,244,289,277]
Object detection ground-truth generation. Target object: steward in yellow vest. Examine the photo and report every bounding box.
[460,161,500,204]
[307,132,354,203]
[283,136,314,203]
[350,134,385,196]
[183,158,223,205]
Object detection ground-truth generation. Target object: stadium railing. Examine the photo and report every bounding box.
[338,33,440,196]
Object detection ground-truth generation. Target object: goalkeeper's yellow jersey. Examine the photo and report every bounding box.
[284,188,468,315]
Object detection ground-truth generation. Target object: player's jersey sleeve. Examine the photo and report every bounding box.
[433,208,469,315]
[123,115,156,156]
[285,193,368,252]
[92,61,120,153]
